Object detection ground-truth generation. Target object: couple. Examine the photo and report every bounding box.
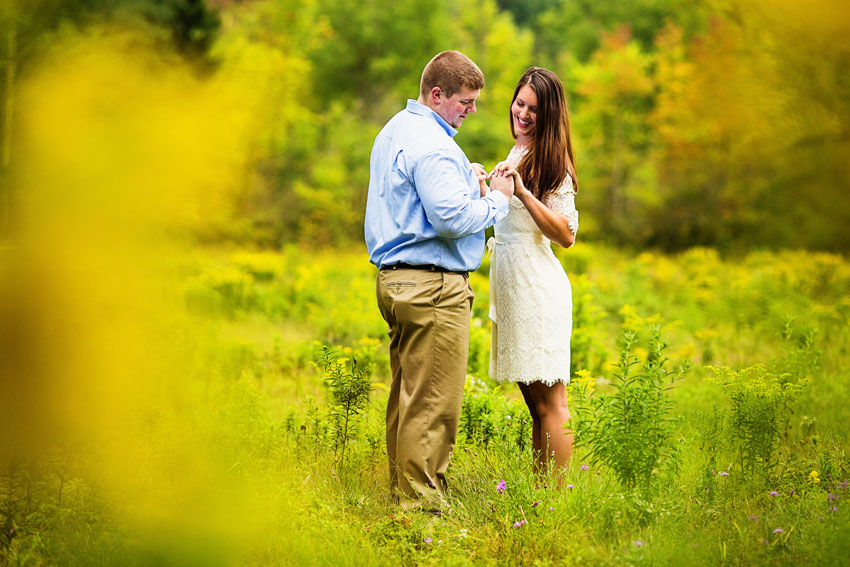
[364,50,579,511]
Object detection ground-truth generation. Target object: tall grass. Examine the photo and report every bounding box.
[3,242,848,566]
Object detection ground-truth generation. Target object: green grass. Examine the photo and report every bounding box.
[2,243,849,566]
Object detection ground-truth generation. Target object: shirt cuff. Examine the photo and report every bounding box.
[487,188,509,209]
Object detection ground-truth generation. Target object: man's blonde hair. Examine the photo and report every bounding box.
[419,50,484,98]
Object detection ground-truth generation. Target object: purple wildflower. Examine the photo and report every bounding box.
[769,491,779,497]
[497,479,507,494]
[633,540,645,548]
[718,471,729,477]
[424,537,432,543]
[772,528,785,534]
[512,520,527,528]
[790,489,796,496]
[830,506,838,513]
[829,492,840,502]
[567,484,574,490]
[549,506,554,511]
[839,480,848,490]
[747,515,758,522]
[532,501,539,507]
[580,464,589,471]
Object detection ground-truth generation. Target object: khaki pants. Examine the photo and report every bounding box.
[376,267,474,510]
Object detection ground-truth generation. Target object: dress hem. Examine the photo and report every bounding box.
[492,377,571,387]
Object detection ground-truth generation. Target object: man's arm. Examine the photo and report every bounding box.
[415,151,513,238]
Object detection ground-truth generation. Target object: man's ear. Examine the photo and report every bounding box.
[429,87,442,106]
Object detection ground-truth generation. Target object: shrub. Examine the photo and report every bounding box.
[315,345,372,467]
[708,364,806,479]
[570,324,686,495]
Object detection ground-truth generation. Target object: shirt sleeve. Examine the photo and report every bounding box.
[414,149,509,238]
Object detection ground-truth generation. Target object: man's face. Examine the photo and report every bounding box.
[434,87,480,129]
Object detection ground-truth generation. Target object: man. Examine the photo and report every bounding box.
[364,50,515,511]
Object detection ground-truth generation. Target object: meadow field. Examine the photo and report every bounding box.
[2,241,848,566]
[2,1,849,564]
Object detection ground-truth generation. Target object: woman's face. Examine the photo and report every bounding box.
[511,84,538,141]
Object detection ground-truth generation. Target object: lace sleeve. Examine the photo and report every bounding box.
[544,175,578,241]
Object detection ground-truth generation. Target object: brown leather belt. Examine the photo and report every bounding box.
[382,263,469,277]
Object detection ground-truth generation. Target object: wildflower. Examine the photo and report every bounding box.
[830,506,838,513]
[532,501,539,507]
[790,489,796,496]
[633,540,645,548]
[580,464,589,471]
[567,484,574,490]
[747,515,758,522]
[497,479,507,494]
[759,538,769,545]
[769,491,779,497]
[772,528,785,534]
[428,481,435,489]
[840,480,848,490]
[458,529,468,538]
[423,537,432,543]
[718,472,729,477]
[809,471,821,484]
[549,506,554,511]
[828,492,840,502]
[512,520,526,528]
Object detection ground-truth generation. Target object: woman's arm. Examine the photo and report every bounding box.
[494,166,575,248]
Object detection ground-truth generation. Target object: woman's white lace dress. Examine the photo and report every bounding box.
[488,146,578,386]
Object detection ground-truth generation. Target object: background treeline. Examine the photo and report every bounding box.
[1,0,848,252]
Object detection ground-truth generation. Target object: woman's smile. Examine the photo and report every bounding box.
[511,84,538,141]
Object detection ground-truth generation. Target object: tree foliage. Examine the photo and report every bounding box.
[3,0,849,251]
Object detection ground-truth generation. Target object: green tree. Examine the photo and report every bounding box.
[648,1,850,251]
[571,27,655,243]
[447,0,535,164]
[536,0,681,65]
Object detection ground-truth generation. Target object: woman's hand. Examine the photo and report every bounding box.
[490,162,528,198]
[489,160,511,178]
[502,168,529,199]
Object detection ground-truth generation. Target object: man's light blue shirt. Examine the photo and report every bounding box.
[365,100,510,271]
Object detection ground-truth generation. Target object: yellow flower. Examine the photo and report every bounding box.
[573,369,595,393]
[808,470,820,484]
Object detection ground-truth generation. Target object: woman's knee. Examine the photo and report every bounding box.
[530,384,569,419]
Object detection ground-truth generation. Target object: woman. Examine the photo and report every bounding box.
[487,67,579,479]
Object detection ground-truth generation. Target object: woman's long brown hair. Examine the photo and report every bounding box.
[509,67,578,199]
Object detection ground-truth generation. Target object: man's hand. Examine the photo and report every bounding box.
[471,163,489,197]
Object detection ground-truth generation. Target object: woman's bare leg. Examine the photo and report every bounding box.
[517,383,542,475]
[525,381,573,480]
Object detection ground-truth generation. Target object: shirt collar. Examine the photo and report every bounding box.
[406,99,458,138]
